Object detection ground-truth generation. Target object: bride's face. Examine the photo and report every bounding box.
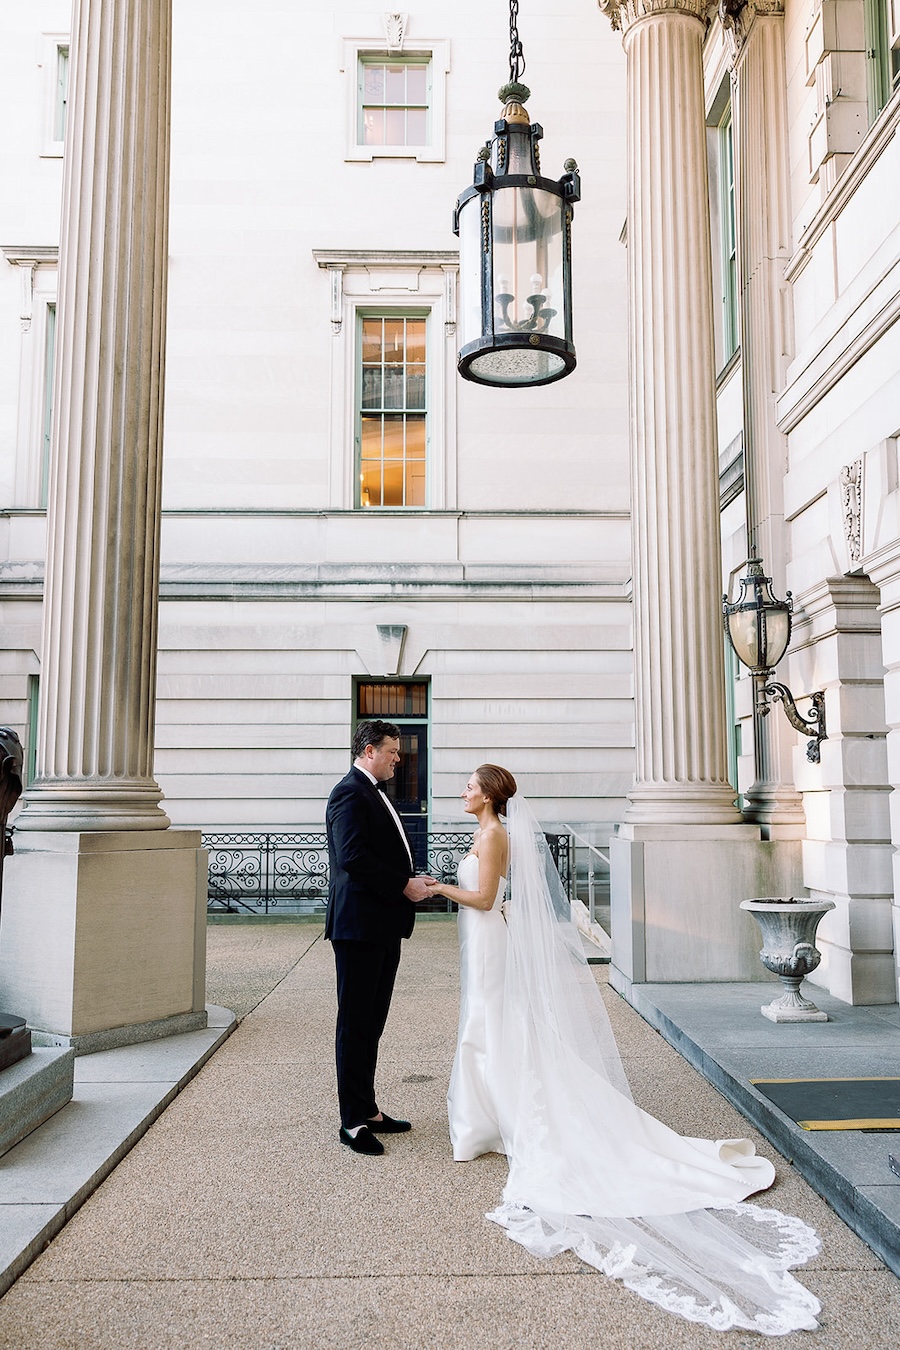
[461,775,487,815]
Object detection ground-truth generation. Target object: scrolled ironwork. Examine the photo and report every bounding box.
[760,682,827,764]
[203,828,579,916]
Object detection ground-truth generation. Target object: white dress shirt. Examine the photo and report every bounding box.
[356,764,414,867]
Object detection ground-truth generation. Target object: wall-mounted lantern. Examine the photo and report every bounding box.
[723,557,827,764]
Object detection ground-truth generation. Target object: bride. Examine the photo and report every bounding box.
[425,765,822,1336]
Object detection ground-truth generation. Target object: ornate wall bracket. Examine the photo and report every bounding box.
[1,246,59,331]
[758,679,827,764]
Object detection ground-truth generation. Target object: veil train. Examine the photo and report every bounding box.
[485,794,821,1335]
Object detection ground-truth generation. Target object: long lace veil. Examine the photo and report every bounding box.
[486,794,821,1336]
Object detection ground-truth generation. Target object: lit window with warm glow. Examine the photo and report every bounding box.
[359,59,429,147]
[358,316,427,508]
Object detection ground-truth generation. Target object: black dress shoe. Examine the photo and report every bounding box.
[339,1125,384,1155]
[367,1112,411,1134]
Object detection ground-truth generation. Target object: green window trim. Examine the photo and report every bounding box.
[358,55,432,148]
[356,312,429,509]
[718,105,739,366]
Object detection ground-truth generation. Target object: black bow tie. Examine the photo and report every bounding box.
[375,781,388,793]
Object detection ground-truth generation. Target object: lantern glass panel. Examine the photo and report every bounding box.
[491,186,565,340]
[458,198,484,350]
[762,608,790,669]
[727,608,760,669]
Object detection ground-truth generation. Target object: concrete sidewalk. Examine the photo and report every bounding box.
[0,919,898,1348]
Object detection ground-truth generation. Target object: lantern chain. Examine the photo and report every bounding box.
[508,0,526,84]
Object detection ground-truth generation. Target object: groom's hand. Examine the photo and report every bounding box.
[404,876,435,902]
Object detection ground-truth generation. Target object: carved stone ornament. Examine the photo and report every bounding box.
[597,0,711,33]
[383,12,407,52]
[839,459,863,567]
[717,0,784,63]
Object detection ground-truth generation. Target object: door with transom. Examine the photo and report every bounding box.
[355,680,429,870]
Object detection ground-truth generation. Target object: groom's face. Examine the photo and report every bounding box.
[367,737,401,782]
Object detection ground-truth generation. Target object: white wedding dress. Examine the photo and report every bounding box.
[446,801,822,1336]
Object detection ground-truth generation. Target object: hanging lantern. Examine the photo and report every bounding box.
[453,1,580,387]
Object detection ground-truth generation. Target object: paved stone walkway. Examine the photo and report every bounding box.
[0,919,898,1348]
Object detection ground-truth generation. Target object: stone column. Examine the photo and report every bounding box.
[603,0,742,826]
[599,0,797,991]
[17,0,171,833]
[0,0,207,1050]
[727,0,806,833]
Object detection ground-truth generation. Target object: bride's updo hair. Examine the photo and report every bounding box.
[474,764,517,816]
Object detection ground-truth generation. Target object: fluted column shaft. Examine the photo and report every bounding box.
[731,5,805,828]
[611,0,741,824]
[18,0,171,830]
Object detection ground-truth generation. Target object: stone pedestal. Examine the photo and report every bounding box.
[609,826,803,992]
[0,831,207,1052]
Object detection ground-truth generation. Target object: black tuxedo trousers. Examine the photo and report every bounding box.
[325,767,417,1127]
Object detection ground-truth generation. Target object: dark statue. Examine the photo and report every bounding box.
[0,726,29,1072]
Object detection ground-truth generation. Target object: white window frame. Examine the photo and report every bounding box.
[39,33,70,158]
[312,250,459,510]
[1,248,59,506]
[341,38,449,163]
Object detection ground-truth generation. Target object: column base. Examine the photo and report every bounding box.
[0,830,207,1049]
[610,824,804,984]
[623,783,744,826]
[14,782,171,832]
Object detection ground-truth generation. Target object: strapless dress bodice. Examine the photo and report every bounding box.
[457,852,507,909]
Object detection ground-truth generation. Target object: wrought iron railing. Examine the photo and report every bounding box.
[203,829,574,916]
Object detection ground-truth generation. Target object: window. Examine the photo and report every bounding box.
[26,675,40,786]
[724,640,743,804]
[313,249,457,508]
[40,304,57,507]
[1,247,59,505]
[358,315,427,508]
[342,38,449,162]
[54,46,69,141]
[865,0,900,121]
[718,105,739,365]
[41,35,70,157]
[360,58,429,147]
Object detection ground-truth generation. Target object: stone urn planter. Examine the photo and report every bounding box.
[740,897,836,1023]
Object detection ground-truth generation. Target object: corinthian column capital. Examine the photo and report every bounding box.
[719,0,784,62]
[598,0,709,34]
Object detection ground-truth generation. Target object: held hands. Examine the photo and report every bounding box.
[404,875,437,903]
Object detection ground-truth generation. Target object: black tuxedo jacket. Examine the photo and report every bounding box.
[325,766,416,945]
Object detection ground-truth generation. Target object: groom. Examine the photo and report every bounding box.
[325,719,433,1156]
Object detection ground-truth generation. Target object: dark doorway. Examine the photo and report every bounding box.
[355,680,429,869]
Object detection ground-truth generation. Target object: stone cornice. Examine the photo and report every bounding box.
[312,249,459,270]
[598,0,709,33]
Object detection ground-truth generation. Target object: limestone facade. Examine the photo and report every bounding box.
[0,0,898,1008]
[0,1,631,843]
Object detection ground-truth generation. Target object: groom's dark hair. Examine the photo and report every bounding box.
[353,719,402,759]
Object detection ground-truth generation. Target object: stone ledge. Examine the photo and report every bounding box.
[620,979,900,1279]
[0,1004,235,1299]
[0,1049,73,1157]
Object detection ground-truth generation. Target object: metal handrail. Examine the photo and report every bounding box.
[558,823,611,928]
[559,823,610,866]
